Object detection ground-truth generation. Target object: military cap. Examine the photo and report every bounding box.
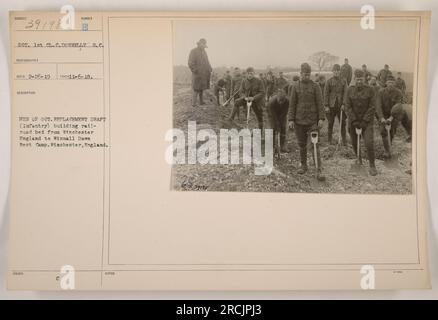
[301,63,311,73]
[332,64,341,71]
[246,67,255,73]
[362,64,367,68]
[354,69,365,78]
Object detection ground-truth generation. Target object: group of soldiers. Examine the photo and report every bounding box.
[188,39,412,181]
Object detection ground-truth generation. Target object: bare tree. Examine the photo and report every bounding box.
[308,51,339,71]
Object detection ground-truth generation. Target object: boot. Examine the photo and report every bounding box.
[369,165,378,176]
[342,135,347,146]
[316,169,326,181]
[199,91,205,105]
[297,166,308,174]
[382,137,392,159]
[280,134,289,153]
[297,149,307,174]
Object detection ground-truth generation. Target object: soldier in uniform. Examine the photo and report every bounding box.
[340,58,353,86]
[230,67,265,129]
[276,72,289,91]
[287,75,300,97]
[376,75,404,158]
[369,76,380,97]
[268,87,290,153]
[265,70,277,101]
[361,64,373,84]
[395,72,407,95]
[324,64,348,145]
[228,68,245,120]
[213,77,227,106]
[395,72,408,103]
[317,75,326,101]
[344,69,378,176]
[224,70,232,101]
[377,64,393,87]
[288,63,326,181]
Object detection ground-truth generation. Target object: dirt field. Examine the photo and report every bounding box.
[172,83,413,194]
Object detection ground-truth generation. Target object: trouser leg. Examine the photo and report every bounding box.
[390,119,398,142]
[380,123,391,155]
[339,109,347,144]
[199,90,205,105]
[327,108,335,143]
[402,114,412,141]
[230,98,244,120]
[279,107,288,150]
[252,102,264,130]
[363,124,375,167]
[295,124,309,168]
[214,87,220,106]
[349,123,358,156]
[192,90,199,106]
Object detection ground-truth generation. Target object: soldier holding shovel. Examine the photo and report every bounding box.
[344,69,378,176]
[288,63,326,181]
[230,67,265,129]
[324,64,348,146]
[376,75,404,159]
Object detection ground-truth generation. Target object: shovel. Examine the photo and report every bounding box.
[274,132,281,160]
[350,127,368,176]
[383,122,400,168]
[221,89,240,107]
[310,131,319,178]
[246,98,252,128]
[335,109,344,153]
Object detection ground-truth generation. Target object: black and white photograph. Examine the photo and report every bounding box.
[171,18,416,194]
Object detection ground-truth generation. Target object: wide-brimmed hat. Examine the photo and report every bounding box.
[197,38,208,47]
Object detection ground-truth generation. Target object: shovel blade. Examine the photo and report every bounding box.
[383,154,400,169]
[350,162,368,176]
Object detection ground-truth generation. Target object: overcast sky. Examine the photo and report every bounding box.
[173,18,417,72]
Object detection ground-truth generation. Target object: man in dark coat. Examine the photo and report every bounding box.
[340,58,353,86]
[268,87,290,153]
[230,67,265,129]
[344,69,377,176]
[188,38,212,107]
[324,64,348,145]
[288,63,326,181]
[376,75,404,158]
